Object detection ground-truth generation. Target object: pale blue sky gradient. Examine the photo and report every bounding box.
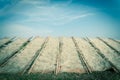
[0,0,120,38]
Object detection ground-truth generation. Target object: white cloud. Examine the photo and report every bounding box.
[15,11,94,26]
[68,13,94,20]
[20,0,50,5]
[52,0,72,7]
[3,0,94,26]
[51,13,94,25]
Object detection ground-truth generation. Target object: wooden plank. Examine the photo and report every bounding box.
[108,38,120,44]
[22,37,48,74]
[98,38,120,55]
[55,37,62,75]
[103,38,120,52]
[60,37,85,73]
[75,38,111,71]
[0,37,32,66]
[72,37,92,73]
[0,37,15,48]
[0,38,10,46]
[29,37,59,74]
[0,38,28,65]
[90,38,120,71]
[0,37,45,73]
[85,38,119,72]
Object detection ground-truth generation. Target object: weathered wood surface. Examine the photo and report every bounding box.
[0,37,119,74]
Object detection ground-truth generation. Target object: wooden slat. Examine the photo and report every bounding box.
[109,38,120,44]
[55,37,62,75]
[22,37,49,74]
[103,38,120,53]
[29,37,59,74]
[98,38,120,55]
[75,38,111,72]
[0,37,15,48]
[0,38,28,65]
[90,38,120,72]
[0,38,10,46]
[72,37,92,73]
[0,37,32,66]
[60,37,85,73]
[0,37,45,73]
[84,38,118,72]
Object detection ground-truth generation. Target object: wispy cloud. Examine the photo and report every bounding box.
[2,0,94,26]
[19,11,94,25]
[52,0,73,7]
[52,13,94,25]
[20,0,50,5]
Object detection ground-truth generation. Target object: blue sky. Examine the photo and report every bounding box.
[0,0,120,38]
